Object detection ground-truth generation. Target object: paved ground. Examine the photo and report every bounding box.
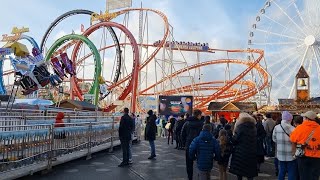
[20,137,278,180]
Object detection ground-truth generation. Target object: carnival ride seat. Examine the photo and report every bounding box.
[60,53,75,76]
[51,57,66,78]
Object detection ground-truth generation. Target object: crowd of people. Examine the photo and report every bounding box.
[117,107,320,180]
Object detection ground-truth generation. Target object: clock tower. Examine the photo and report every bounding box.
[296,66,310,102]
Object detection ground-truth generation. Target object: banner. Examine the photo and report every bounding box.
[158,95,193,116]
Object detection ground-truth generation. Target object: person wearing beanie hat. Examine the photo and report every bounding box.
[272,111,297,180]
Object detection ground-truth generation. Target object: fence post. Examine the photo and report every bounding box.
[86,122,92,160]
[109,116,114,153]
[47,125,54,171]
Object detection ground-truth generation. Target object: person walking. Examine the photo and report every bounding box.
[229,113,258,180]
[293,115,303,127]
[136,115,142,142]
[181,109,204,180]
[264,113,276,157]
[272,111,297,180]
[217,129,232,180]
[290,111,320,180]
[168,116,175,145]
[145,110,157,160]
[256,114,267,173]
[272,118,282,176]
[215,115,227,138]
[118,108,134,167]
[189,124,220,180]
[175,115,185,149]
[128,113,136,164]
[160,116,167,138]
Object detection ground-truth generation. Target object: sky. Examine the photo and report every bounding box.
[1,0,300,104]
[0,0,263,48]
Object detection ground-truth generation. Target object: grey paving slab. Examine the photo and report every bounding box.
[19,138,279,180]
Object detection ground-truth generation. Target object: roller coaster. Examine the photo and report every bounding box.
[0,7,270,113]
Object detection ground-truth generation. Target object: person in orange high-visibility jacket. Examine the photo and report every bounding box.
[290,111,320,180]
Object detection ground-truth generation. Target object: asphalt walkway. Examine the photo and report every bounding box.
[20,137,278,180]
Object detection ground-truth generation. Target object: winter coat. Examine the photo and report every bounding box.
[145,114,157,141]
[118,114,134,141]
[189,130,220,171]
[256,122,266,156]
[264,118,275,136]
[175,119,185,133]
[54,112,65,128]
[218,136,233,166]
[181,116,204,148]
[229,116,258,178]
[169,118,175,132]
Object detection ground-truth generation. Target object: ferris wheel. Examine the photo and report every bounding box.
[248,0,320,103]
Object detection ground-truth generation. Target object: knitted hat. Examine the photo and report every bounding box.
[282,111,293,121]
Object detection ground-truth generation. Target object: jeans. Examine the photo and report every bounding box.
[186,147,194,180]
[161,128,166,137]
[279,160,297,180]
[298,157,320,180]
[129,140,132,160]
[120,140,130,163]
[266,135,273,156]
[149,140,156,156]
[197,168,210,180]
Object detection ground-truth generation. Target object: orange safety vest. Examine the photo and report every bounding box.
[290,120,320,158]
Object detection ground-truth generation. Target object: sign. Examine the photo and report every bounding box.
[0,48,12,56]
[11,26,29,35]
[158,95,193,116]
[153,41,210,51]
[1,34,21,42]
[1,26,29,42]
[106,0,132,11]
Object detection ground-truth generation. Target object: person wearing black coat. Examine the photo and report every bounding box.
[118,108,134,167]
[255,115,266,173]
[145,110,157,159]
[175,115,186,149]
[168,117,176,145]
[229,113,258,180]
[181,109,204,180]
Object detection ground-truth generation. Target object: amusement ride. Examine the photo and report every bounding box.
[249,0,320,104]
[0,0,281,113]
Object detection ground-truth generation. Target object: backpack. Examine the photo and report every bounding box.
[215,124,225,138]
[162,119,167,128]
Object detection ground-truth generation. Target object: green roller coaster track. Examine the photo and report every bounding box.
[45,34,101,105]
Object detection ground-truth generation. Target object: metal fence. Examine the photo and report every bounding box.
[0,116,129,179]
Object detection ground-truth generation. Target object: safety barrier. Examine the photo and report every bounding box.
[0,116,131,180]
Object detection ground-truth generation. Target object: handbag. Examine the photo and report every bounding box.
[294,129,315,158]
[165,123,171,130]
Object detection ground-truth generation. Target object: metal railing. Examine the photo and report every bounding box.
[0,116,131,178]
